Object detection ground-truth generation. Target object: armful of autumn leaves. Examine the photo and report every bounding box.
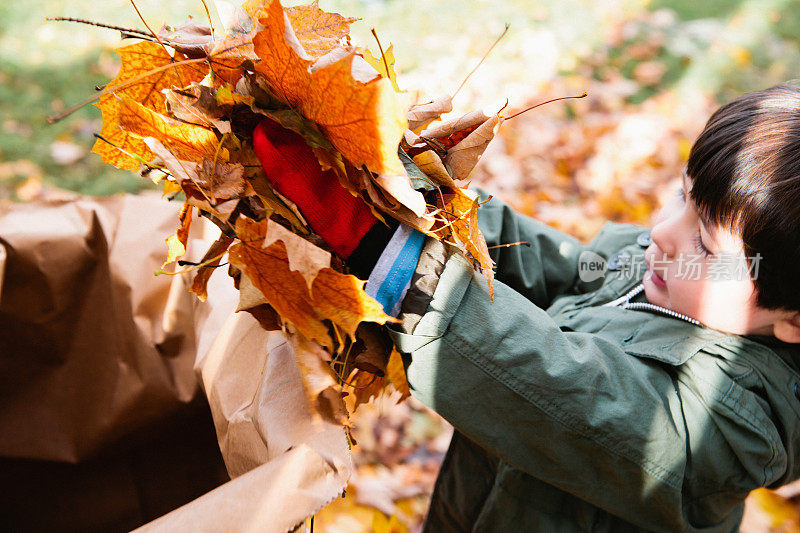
[73,0,503,422]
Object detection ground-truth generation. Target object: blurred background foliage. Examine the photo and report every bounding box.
[3,0,800,531]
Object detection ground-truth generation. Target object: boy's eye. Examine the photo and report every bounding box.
[694,232,711,257]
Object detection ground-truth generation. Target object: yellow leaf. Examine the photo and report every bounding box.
[361,45,400,92]
[92,41,208,171]
[163,179,182,196]
[162,203,193,267]
[253,0,409,176]
[750,488,800,529]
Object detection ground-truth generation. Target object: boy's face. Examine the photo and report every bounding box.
[644,173,787,335]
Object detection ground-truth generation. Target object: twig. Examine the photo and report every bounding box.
[452,23,509,101]
[487,241,531,249]
[504,92,588,121]
[45,17,151,38]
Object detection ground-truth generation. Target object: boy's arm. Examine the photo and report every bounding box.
[390,251,782,531]
[476,191,588,308]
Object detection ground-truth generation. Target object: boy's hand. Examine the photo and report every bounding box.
[252,118,378,259]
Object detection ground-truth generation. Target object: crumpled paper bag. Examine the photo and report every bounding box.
[0,194,351,531]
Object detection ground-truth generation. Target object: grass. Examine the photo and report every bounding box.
[2,0,800,196]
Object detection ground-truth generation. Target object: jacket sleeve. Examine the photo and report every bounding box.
[389,251,773,531]
[476,191,588,308]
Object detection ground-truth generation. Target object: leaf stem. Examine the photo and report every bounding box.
[503,92,588,121]
[370,28,391,81]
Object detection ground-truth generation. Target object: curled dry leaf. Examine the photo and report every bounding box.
[407,94,454,132]
[157,20,214,59]
[189,233,234,301]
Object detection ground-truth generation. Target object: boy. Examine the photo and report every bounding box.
[253,84,800,531]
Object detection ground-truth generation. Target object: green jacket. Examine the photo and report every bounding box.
[389,195,800,532]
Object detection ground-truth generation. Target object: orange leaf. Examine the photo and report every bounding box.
[118,98,223,162]
[229,217,333,348]
[92,41,208,171]
[253,0,408,176]
[287,0,359,61]
[349,369,387,411]
[290,331,347,424]
[228,216,391,348]
[386,348,410,401]
[441,189,495,297]
[312,267,393,339]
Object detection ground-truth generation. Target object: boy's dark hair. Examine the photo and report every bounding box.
[687,83,800,312]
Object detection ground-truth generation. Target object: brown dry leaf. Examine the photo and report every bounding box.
[190,234,234,301]
[246,303,283,331]
[287,0,359,61]
[157,20,213,58]
[411,151,457,189]
[386,348,410,401]
[163,202,193,267]
[228,216,334,348]
[445,112,503,181]
[92,41,208,171]
[290,331,347,424]
[407,94,454,132]
[253,0,409,177]
[197,160,251,199]
[165,84,228,131]
[119,98,223,162]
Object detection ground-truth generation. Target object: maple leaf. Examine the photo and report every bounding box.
[119,98,223,162]
[163,203,193,267]
[92,41,209,171]
[228,216,391,348]
[252,0,409,177]
[286,0,359,61]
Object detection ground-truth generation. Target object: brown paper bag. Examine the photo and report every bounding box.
[0,194,351,531]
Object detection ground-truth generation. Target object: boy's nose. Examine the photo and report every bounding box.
[650,220,676,258]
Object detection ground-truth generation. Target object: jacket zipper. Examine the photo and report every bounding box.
[602,283,702,327]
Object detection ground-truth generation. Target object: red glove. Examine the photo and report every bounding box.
[253,119,377,259]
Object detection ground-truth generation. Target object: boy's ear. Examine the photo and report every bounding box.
[773,312,800,343]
